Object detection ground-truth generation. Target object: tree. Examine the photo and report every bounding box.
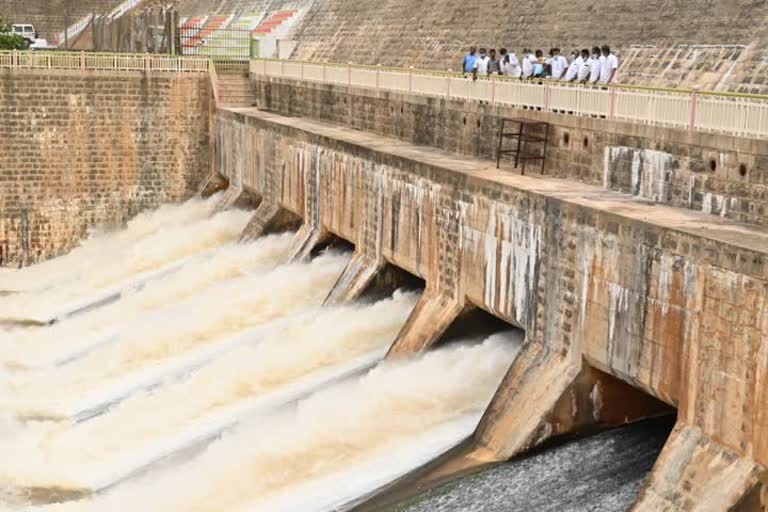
[0,15,30,50]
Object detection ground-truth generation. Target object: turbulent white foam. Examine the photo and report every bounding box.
[0,293,418,493]
[0,252,349,421]
[0,204,253,323]
[42,334,520,512]
[0,234,294,371]
[0,195,223,293]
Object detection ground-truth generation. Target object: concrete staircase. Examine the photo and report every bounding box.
[216,74,258,108]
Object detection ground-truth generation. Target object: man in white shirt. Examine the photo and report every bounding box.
[472,48,491,79]
[589,46,603,84]
[550,48,568,80]
[599,45,619,84]
[499,48,522,78]
[522,49,534,79]
[576,48,591,82]
[564,49,584,81]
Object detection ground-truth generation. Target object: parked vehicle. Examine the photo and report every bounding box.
[12,24,36,44]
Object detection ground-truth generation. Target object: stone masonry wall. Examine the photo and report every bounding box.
[253,75,768,227]
[0,69,211,266]
[0,0,121,41]
[215,108,768,491]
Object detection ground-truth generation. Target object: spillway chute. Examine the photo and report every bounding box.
[0,233,295,372]
[31,334,519,512]
[0,206,254,325]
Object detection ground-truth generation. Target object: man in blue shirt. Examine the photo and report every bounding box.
[462,46,478,75]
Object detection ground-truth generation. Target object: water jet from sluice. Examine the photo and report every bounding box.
[0,232,295,371]
[0,250,350,422]
[17,334,521,512]
[0,291,422,496]
[0,196,252,325]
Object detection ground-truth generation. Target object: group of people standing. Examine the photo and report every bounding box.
[462,46,619,84]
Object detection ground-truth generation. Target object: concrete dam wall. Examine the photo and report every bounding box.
[0,69,211,266]
[0,53,767,509]
[213,96,768,508]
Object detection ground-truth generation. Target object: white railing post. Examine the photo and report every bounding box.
[281,59,285,77]
[263,58,267,76]
[689,87,699,130]
[144,53,150,73]
[11,49,17,68]
[609,85,616,120]
[376,64,381,90]
[300,61,304,80]
[491,75,497,106]
[348,62,352,89]
[80,51,85,70]
[446,68,452,98]
[409,66,414,92]
[544,81,551,111]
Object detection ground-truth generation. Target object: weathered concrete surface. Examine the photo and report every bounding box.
[253,75,768,227]
[215,107,768,509]
[0,69,211,266]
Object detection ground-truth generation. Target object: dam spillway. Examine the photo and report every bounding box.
[1,16,768,508]
[0,196,525,510]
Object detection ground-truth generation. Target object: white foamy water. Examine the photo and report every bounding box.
[40,334,520,512]
[0,200,252,323]
[0,234,294,371]
[0,196,222,293]
[0,252,349,421]
[0,292,419,493]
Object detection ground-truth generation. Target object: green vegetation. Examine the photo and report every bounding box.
[0,16,30,50]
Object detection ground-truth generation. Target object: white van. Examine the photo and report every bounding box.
[11,24,37,43]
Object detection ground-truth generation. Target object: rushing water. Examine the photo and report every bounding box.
[0,292,421,493]
[0,197,658,512]
[31,334,519,512]
[0,252,350,422]
[0,197,252,324]
[395,416,675,512]
[0,233,295,371]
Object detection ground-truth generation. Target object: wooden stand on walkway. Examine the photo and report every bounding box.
[496,118,549,175]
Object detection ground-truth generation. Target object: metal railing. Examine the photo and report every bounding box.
[0,51,210,72]
[55,13,95,46]
[108,0,143,20]
[180,25,255,59]
[251,59,768,138]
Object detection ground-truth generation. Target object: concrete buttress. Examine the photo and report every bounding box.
[324,251,385,305]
